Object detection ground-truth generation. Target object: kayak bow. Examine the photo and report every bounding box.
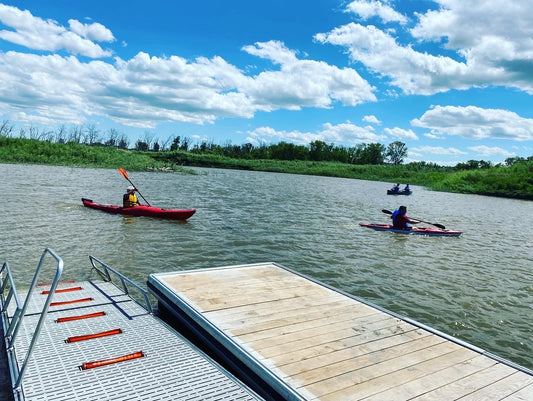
[82,198,195,220]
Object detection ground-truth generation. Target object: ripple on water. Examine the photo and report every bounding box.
[1,164,532,371]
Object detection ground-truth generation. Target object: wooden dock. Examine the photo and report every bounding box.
[148,262,533,401]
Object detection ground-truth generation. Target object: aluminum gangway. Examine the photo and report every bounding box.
[1,249,263,401]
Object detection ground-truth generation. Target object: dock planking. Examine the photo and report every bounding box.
[148,262,533,401]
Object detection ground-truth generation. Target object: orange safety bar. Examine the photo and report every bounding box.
[50,297,93,307]
[42,286,82,295]
[66,328,122,343]
[80,351,144,370]
[56,311,106,323]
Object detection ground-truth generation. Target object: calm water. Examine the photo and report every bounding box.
[1,163,532,370]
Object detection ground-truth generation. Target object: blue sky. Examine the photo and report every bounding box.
[1,0,532,164]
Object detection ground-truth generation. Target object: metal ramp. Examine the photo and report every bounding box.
[1,249,263,401]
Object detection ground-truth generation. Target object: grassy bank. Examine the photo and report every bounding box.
[153,150,533,200]
[0,136,193,173]
[1,137,532,200]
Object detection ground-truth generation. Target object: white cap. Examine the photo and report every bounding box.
[127,186,135,191]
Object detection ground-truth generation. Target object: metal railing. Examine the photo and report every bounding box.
[0,248,64,394]
[89,255,153,314]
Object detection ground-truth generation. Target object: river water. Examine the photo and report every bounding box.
[1,163,532,370]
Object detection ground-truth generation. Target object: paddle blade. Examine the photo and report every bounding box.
[433,223,446,229]
[118,168,129,180]
[381,209,393,215]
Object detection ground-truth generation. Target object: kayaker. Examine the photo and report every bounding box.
[391,205,419,229]
[123,186,141,208]
[404,183,410,192]
[391,183,400,193]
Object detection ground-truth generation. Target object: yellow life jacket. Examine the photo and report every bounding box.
[123,193,139,208]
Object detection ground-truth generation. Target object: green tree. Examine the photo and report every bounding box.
[353,143,386,164]
[268,141,308,160]
[309,140,335,161]
[135,140,149,151]
[385,141,407,165]
[170,136,181,151]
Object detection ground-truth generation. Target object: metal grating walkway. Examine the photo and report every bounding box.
[6,280,263,401]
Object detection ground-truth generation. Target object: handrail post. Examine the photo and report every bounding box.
[0,262,23,340]
[89,255,153,314]
[10,248,63,391]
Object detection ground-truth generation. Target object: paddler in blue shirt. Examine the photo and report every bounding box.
[123,186,140,208]
[391,206,419,229]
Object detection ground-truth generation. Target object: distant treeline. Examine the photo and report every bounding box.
[1,121,532,199]
[2,120,530,168]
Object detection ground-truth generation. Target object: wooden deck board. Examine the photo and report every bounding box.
[288,334,446,386]
[235,305,383,344]
[216,299,364,335]
[189,285,330,312]
[256,319,417,360]
[149,262,533,401]
[318,347,481,400]
[278,329,435,376]
[408,362,517,400]
[362,354,498,400]
[267,326,427,368]
[502,382,533,400]
[305,342,469,398]
[455,372,533,400]
[208,297,355,327]
[204,294,355,326]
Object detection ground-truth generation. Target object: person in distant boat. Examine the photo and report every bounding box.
[391,206,419,230]
[403,183,410,192]
[391,183,400,193]
[123,186,140,208]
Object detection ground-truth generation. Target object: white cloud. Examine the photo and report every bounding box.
[248,126,316,145]
[384,127,418,140]
[0,38,376,128]
[411,1,533,90]
[424,131,445,140]
[345,0,408,24]
[248,121,386,145]
[0,6,377,129]
[0,4,113,58]
[363,114,381,124]
[411,105,533,141]
[316,1,533,94]
[411,1,533,55]
[411,145,467,155]
[68,19,115,42]
[315,23,470,95]
[468,145,515,157]
[320,121,386,143]
[241,41,376,110]
[242,40,298,65]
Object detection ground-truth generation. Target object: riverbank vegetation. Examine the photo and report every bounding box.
[1,121,532,200]
[0,135,193,173]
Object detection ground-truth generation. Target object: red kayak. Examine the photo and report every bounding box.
[359,223,462,237]
[82,198,195,220]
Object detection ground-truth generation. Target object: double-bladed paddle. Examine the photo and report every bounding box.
[118,168,151,206]
[381,209,446,229]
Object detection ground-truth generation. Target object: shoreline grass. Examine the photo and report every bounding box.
[1,137,532,200]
